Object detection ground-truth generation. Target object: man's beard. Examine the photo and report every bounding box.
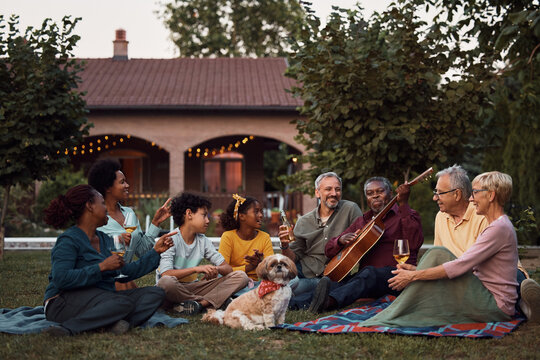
[323,197,339,209]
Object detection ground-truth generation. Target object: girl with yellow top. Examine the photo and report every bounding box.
[219,195,274,285]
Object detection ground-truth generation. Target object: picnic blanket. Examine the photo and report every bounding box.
[0,306,188,335]
[275,295,526,338]
[359,248,512,328]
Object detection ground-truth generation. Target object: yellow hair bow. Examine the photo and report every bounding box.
[232,194,246,221]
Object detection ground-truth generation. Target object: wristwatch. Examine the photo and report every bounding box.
[279,243,289,250]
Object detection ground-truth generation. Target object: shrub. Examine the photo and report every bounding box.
[34,166,86,225]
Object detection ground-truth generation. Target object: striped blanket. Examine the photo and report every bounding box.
[275,296,525,338]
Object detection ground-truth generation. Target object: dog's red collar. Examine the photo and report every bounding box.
[258,280,284,298]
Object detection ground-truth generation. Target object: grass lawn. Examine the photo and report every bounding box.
[1,251,539,360]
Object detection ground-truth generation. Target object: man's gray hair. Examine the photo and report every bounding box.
[364,177,393,196]
[436,164,472,199]
[315,172,342,190]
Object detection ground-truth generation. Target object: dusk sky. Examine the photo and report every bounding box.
[1,1,392,58]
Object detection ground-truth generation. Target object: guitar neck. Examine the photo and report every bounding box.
[370,167,433,221]
[408,167,433,186]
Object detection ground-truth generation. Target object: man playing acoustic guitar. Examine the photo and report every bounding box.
[309,176,424,313]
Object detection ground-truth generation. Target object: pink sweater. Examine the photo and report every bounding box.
[443,215,518,316]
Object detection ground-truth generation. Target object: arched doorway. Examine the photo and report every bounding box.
[69,134,169,199]
[183,134,302,235]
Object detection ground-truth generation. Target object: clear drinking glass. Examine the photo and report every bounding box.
[110,235,128,279]
[393,239,410,265]
[123,212,137,234]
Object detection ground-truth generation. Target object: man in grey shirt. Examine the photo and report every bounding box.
[278,172,362,307]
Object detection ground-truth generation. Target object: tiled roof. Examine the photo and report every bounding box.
[77,57,303,110]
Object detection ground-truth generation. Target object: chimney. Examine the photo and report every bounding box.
[113,29,128,61]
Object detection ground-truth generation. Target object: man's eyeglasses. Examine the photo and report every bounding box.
[471,189,489,199]
[433,188,457,198]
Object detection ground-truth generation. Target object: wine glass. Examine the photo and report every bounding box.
[123,212,137,234]
[393,239,410,265]
[110,235,128,279]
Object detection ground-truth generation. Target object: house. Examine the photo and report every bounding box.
[70,29,313,219]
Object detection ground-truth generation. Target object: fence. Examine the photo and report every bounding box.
[3,238,444,253]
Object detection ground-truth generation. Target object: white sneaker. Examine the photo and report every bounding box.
[519,279,540,323]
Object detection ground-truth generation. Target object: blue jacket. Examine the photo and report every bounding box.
[44,226,160,301]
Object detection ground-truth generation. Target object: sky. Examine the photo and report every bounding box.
[1,0,392,58]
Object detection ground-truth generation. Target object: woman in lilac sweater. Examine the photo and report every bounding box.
[361,171,519,327]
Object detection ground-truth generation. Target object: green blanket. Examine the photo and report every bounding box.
[361,247,510,328]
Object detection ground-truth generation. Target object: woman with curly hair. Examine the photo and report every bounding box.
[42,184,175,336]
[88,158,171,289]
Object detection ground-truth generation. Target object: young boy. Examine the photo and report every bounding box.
[156,193,249,315]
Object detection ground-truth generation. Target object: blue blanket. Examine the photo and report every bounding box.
[0,306,188,335]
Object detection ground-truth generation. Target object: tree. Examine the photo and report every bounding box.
[160,0,305,57]
[284,2,486,194]
[425,0,539,241]
[0,15,90,260]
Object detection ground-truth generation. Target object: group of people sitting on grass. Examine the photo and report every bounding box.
[41,160,540,336]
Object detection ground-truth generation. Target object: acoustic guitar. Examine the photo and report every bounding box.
[323,167,433,282]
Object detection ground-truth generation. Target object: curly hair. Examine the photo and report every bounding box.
[170,192,212,227]
[44,184,99,229]
[364,176,393,197]
[220,196,259,231]
[88,158,121,197]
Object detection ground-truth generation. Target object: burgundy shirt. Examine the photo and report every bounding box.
[325,203,424,269]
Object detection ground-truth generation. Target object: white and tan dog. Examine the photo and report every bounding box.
[202,254,297,330]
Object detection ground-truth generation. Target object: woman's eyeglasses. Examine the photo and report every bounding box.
[471,189,489,199]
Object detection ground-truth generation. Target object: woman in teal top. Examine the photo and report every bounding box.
[42,184,175,336]
[88,158,171,289]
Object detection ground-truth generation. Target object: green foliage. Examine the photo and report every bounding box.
[132,195,171,231]
[0,15,90,249]
[285,2,485,194]
[0,167,84,236]
[509,206,539,246]
[264,143,292,191]
[408,176,439,241]
[160,0,305,57]
[34,166,86,224]
[0,15,90,188]
[0,184,44,236]
[426,0,540,242]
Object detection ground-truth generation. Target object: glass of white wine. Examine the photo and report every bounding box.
[393,239,410,265]
[123,212,137,234]
[110,235,128,279]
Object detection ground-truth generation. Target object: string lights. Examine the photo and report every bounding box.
[57,134,165,157]
[188,135,255,158]
[58,134,256,158]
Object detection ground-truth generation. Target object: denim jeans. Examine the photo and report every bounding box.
[287,261,321,310]
[330,266,399,308]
